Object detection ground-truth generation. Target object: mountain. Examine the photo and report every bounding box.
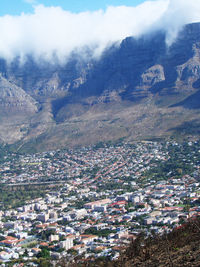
[0,22,200,151]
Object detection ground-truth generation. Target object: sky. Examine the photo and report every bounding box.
[0,0,147,16]
[0,0,200,63]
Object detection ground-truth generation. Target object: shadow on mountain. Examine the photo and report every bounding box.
[170,90,200,109]
[193,78,200,89]
[170,120,200,135]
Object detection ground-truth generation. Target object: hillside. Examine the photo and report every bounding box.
[0,23,200,151]
[66,217,200,267]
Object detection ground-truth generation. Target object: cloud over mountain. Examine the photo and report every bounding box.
[0,0,200,63]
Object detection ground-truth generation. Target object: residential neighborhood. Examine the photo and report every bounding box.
[0,140,200,265]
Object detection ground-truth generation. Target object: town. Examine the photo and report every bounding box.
[0,140,200,266]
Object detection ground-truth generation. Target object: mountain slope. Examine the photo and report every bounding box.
[0,23,200,150]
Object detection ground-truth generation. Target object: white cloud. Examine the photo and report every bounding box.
[0,0,200,63]
[152,0,200,45]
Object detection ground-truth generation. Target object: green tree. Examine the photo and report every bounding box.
[37,248,50,259]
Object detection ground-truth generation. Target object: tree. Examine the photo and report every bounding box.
[37,248,50,259]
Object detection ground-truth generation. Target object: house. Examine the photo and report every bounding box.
[49,234,59,242]
[84,199,111,209]
[0,251,11,261]
[37,213,49,223]
[0,236,19,247]
[70,209,87,219]
[31,248,41,255]
[71,244,86,254]
[60,239,73,250]
[144,217,154,225]
[80,235,98,244]
[49,211,58,220]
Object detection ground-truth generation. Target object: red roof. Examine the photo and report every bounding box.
[110,201,127,206]
[40,242,49,247]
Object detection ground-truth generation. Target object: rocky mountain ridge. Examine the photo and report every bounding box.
[0,22,200,151]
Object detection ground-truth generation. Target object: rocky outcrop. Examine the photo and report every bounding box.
[0,74,38,112]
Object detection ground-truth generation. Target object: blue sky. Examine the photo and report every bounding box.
[0,0,147,16]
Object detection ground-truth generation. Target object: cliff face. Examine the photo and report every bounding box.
[0,23,200,150]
